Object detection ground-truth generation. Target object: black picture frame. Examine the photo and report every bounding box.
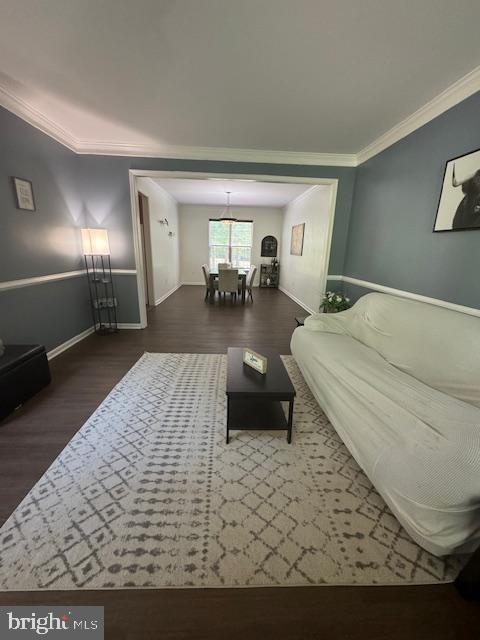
[433,147,480,233]
[260,235,278,257]
[12,177,36,211]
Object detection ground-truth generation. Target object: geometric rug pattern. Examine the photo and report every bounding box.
[0,353,466,590]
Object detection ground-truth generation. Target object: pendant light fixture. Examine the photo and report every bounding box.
[219,191,237,224]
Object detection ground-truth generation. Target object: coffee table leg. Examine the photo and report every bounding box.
[226,396,230,444]
[287,399,294,443]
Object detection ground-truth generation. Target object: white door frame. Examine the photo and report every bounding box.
[129,169,339,328]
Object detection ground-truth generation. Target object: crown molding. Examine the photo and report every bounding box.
[2,63,480,167]
[357,64,480,164]
[0,84,77,151]
[285,185,321,208]
[0,81,356,166]
[75,139,357,167]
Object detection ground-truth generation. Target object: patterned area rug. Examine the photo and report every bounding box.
[0,353,465,590]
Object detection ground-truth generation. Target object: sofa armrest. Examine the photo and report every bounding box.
[304,311,350,335]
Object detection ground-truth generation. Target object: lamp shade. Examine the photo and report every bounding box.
[81,228,110,256]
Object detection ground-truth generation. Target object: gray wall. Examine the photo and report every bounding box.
[0,104,357,351]
[0,108,83,280]
[0,107,92,351]
[0,278,91,348]
[344,90,480,310]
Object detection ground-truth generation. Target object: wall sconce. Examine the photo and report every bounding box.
[158,217,169,226]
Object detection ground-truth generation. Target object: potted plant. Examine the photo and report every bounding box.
[321,291,350,313]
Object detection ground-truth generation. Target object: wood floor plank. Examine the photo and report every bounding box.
[0,286,477,639]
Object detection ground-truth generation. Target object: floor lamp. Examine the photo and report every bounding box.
[81,228,118,335]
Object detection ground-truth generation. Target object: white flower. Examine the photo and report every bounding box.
[346,297,350,302]
[336,295,342,302]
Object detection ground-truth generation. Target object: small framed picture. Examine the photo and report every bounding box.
[12,177,36,211]
[290,223,305,255]
[243,348,268,374]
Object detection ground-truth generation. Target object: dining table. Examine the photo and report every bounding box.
[208,269,249,304]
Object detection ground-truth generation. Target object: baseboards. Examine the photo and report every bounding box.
[47,321,144,360]
[47,326,95,360]
[117,323,144,329]
[278,287,316,315]
[154,283,181,306]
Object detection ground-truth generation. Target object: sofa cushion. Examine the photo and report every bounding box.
[291,326,480,555]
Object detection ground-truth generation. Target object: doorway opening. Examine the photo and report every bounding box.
[129,171,339,328]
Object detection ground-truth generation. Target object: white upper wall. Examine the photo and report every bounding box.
[179,205,283,286]
[136,178,180,304]
[280,186,334,313]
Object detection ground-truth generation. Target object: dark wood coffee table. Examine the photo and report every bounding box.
[226,348,296,444]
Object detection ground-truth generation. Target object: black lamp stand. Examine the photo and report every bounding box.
[84,254,118,335]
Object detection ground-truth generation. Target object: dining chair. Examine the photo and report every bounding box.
[201,264,217,301]
[245,265,257,302]
[218,268,239,301]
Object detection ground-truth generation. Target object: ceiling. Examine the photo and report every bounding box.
[1,0,480,157]
[151,178,313,207]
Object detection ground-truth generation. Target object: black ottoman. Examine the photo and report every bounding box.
[0,345,51,421]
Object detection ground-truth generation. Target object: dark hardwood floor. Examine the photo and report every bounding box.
[0,286,477,639]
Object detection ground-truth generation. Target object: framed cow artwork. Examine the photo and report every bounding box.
[434,147,480,232]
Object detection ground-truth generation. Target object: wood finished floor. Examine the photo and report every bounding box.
[0,286,478,639]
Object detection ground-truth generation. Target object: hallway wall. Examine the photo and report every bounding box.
[280,186,333,313]
[136,178,180,305]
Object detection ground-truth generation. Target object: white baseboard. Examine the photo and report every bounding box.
[117,323,144,329]
[47,326,95,360]
[46,320,144,360]
[154,283,181,306]
[278,287,316,315]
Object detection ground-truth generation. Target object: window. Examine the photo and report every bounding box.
[209,220,253,270]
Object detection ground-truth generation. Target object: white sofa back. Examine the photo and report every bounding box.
[344,293,480,408]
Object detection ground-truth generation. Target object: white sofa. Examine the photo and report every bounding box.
[291,292,480,557]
